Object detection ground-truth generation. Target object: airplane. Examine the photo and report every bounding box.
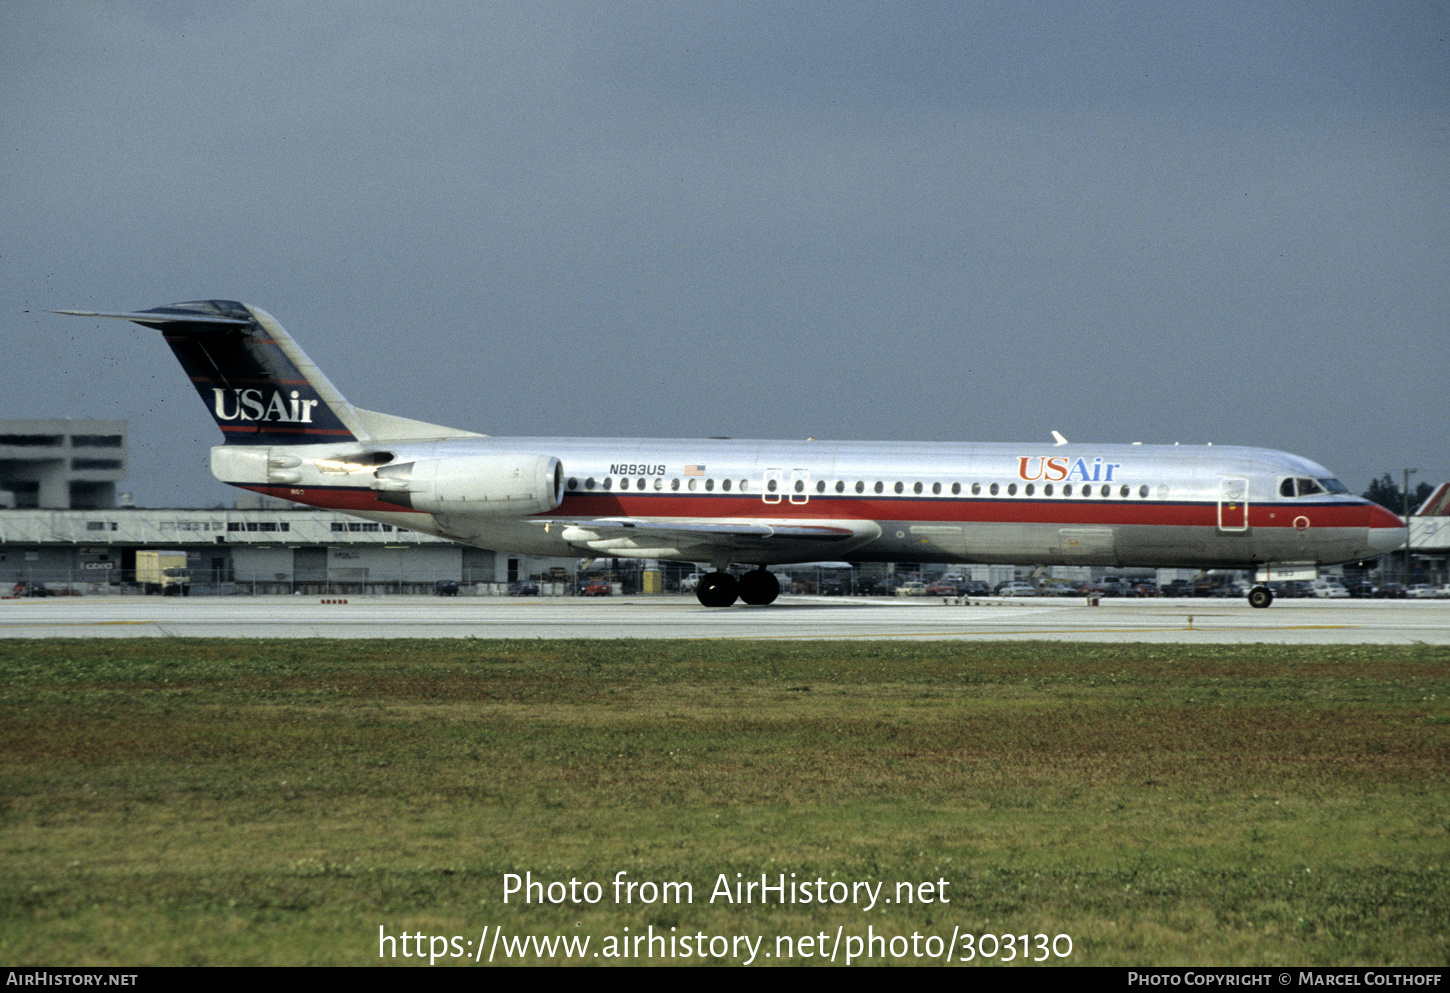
[56,300,1406,609]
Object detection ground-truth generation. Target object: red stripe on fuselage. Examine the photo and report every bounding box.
[547,494,1387,530]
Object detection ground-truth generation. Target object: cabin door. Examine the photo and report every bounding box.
[789,469,811,505]
[1218,477,1249,532]
[762,469,783,505]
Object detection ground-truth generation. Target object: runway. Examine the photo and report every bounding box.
[2,593,1448,643]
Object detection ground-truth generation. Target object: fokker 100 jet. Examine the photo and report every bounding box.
[57,301,1406,608]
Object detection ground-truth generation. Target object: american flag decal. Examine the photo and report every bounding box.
[683,465,706,476]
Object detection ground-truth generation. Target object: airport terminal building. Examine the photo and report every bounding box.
[0,419,126,510]
[0,505,582,595]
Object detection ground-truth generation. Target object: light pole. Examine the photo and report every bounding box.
[1403,467,1418,585]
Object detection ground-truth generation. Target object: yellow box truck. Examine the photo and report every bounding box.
[136,550,191,596]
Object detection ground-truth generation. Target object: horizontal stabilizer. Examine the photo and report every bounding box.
[53,307,252,327]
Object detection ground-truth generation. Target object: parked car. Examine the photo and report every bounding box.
[853,576,885,596]
[1312,579,1349,599]
[924,580,959,596]
[434,579,459,596]
[1406,584,1438,599]
[1039,582,1077,597]
[998,582,1038,597]
[894,581,928,597]
[508,580,540,596]
[581,579,613,596]
[1100,576,1132,596]
[959,581,992,597]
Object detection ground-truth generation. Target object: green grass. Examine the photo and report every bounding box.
[1,640,1446,965]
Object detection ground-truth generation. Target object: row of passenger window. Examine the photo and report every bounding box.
[566,476,1157,499]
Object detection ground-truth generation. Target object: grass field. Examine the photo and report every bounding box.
[1,639,1446,966]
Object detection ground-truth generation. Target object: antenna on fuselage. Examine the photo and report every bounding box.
[1051,431,1068,446]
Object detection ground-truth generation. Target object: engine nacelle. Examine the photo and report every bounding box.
[374,454,564,515]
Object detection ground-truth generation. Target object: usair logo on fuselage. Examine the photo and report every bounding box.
[1016,456,1124,482]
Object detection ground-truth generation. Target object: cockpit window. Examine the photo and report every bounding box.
[1281,477,1339,498]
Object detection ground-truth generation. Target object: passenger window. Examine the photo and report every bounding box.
[894,482,904,494]
[722,479,732,491]
[856,481,865,494]
[835,481,845,493]
[1007,483,1017,495]
[875,482,884,494]
[705,479,714,491]
[585,477,596,490]
[1024,483,1034,496]
[989,483,999,496]
[1044,483,1054,496]
[670,478,680,491]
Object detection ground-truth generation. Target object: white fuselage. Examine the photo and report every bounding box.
[227,435,1407,571]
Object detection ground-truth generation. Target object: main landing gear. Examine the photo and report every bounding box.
[1247,585,1274,609]
[695,568,780,607]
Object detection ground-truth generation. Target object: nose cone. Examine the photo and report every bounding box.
[1365,503,1407,555]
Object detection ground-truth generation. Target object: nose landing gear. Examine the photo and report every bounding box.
[1247,585,1274,609]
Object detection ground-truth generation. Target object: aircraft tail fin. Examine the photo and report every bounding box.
[56,301,480,446]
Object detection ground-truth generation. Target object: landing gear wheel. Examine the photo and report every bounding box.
[1247,585,1273,609]
[738,569,780,606]
[696,572,739,608]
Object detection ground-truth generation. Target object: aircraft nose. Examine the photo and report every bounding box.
[1365,504,1407,555]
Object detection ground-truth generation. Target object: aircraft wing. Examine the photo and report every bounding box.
[550,517,881,561]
